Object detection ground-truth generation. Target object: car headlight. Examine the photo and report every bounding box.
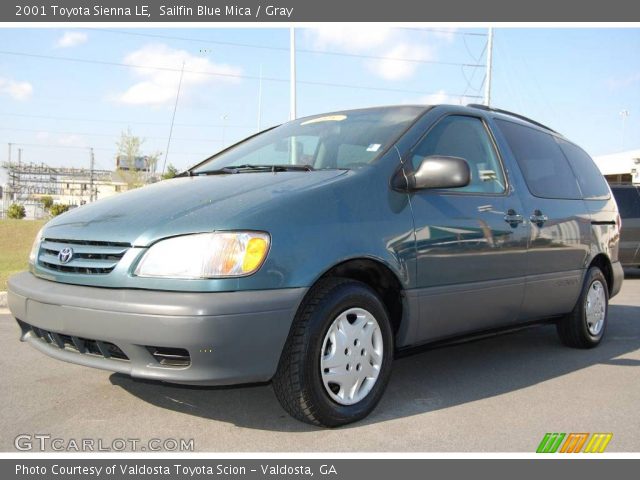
[29,227,45,265]
[134,231,270,279]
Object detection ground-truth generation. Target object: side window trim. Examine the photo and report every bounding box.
[404,112,510,197]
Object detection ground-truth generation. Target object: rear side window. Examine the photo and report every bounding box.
[495,119,581,200]
[557,139,610,200]
[612,187,640,218]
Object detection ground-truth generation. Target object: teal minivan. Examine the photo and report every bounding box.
[8,104,623,426]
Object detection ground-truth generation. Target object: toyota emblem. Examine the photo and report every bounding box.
[58,247,74,264]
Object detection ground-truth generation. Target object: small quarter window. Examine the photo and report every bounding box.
[556,139,610,200]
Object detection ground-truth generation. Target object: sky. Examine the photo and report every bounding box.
[0,27,638,181]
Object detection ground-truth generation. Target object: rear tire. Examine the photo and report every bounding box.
[556,266,609,349]
[273,277,394,427]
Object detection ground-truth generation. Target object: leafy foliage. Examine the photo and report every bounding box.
[162,164,180,180]
[40,195,54,211]
[7,203,26,219]
[49,204,71,217]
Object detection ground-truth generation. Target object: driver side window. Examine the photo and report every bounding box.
[411,115,506,194]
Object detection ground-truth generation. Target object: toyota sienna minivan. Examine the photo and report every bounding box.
[8,104,623,427]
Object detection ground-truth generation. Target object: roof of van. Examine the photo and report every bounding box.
[301,104,560,136]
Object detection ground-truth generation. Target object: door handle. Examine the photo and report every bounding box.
[530,210,548,227]
[504,209,524,228]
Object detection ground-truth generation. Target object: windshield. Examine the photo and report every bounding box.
[191,106,424,174]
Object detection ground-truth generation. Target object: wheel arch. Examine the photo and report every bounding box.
[310,257,406,338]
[588,253,614,296]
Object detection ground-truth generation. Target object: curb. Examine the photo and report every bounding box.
[0,291,7,309]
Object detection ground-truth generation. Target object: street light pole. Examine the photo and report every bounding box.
[290,27,297,121]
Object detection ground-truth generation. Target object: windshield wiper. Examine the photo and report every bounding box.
[194,164,314,175]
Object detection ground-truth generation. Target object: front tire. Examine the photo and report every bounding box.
[273,277,394,427]
[556,266,609,349]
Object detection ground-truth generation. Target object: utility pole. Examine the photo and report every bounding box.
[89,147,95,202]
[8,143,13,189]
[257,64,263,131]
[290,27,297,121]
[620,110,630,150]
[484,27,494,107]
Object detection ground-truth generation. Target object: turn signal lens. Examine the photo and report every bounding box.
[242,237,269,273]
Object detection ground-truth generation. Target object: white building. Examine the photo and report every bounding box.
[593,149,640,184]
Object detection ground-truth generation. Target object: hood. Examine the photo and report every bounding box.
[43,170,347,246]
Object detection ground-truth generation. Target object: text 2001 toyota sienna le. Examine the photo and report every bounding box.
[8,104,623,427]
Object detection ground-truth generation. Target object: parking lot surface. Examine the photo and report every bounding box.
[1,271,639,452]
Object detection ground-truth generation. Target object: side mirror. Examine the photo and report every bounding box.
[393,155,471,191]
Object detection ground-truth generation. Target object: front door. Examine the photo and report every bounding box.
[406,114,529,343]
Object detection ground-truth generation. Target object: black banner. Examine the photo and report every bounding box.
[4,0,640,22]
[5,459,640,480]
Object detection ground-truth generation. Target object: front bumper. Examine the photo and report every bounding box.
[8,272,307,385]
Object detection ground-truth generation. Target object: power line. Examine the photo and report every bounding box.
[0,112,255,129]
[88,28,485,66]
[1,141,213,156]
[301,46,481,67]
[0,49,483,98]
[0,125,224,143]
[88,27,289,52]
[398,27,488,36]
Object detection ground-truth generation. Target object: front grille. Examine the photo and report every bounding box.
[22,321,129,361]
[38,238,131,275]
[146,346,191,368]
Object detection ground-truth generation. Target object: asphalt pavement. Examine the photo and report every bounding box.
[1,270,638,452]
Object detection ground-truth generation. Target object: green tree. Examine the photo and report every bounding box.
[7,203,26,219]
[41,195,54,211]
[49,204,71,217]
[116,128,162,188]
[162,164,179,180]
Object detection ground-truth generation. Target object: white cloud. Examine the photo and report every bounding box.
[35,131,86,147]
[366,43,435,81]
[306,26,436,82]
[607,72,640,89]
[115,44,242,107]
[56,31,88,48]
[420,90,452,104]
[0,76,33,100]
[430,27,459,43]
[57,134,85,147]
[307,25,395,52]
[414,90,479,106]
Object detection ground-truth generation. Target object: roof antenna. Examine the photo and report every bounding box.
[162,60,185,176]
